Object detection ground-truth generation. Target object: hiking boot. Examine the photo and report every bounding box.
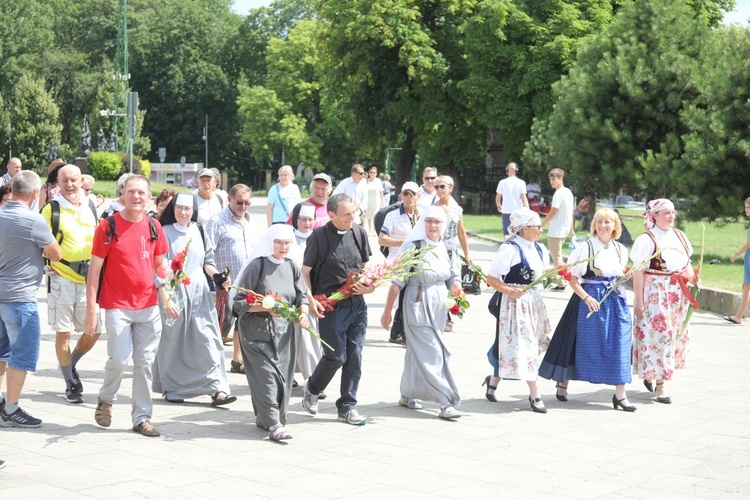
[71,367,83,393]
[94,398,112,427]
[65,385,84,404]
[0,407,42,428]
[133,420,161,437]
[301,381,318,415]
[338,408,366,426]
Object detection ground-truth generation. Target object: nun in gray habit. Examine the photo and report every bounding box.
[380,205,463,419]
[232,224,310,441]
[153,193,236,406]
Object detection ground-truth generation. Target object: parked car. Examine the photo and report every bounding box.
[615,195,646,211]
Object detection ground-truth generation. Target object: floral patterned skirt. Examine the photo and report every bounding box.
[632,273,690,381]
[488,287,551,381]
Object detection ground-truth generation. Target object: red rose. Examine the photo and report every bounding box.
[450,304,461,315]
[181,277,191,286]
[171,259,183,271]
[246,294,257,305]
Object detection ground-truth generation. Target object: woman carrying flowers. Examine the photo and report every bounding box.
[233,224,310,441]
[153,194,236,407]
[631,199,694,404]
[539,208,636,411]
[484,208,552,413]
[380,206,463,419]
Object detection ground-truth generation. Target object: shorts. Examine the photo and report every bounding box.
[0,302,42,372]
[744,249,750,284]
[48,273,101,333]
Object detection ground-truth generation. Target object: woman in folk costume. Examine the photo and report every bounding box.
[288,203,324,396]
[153,193,236,406]
[380,205,463,419]
[631,199,695,404]
[539,208,636,412]
[232,224,310,440]
[484,208,552,413]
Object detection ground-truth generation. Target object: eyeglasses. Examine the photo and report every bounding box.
[369,171,377,175]
[423,176,436,181]
[424,219,443,225]
[435,184,452,190]
[233,200,251,206]
[401,191,416,197]
[298,217,314,224]
[527,225,542,230]
[354,171,365,176]
[273,240,292,246]
[175,206,192,212]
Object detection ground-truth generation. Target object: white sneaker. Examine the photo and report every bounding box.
[338,408,366,426]
[438,406,461,419]
[398,396,424,409]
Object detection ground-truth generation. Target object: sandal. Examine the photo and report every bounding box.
[211,391,237,407]
[230,360,245,374]
[269,426,293,441]
[655,382,672,404]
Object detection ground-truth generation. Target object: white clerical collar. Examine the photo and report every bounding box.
[268,255,284,264]
[173,222,189,233]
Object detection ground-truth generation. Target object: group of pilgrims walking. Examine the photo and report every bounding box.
[156,194,694,441]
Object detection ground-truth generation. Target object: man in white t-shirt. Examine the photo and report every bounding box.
[193,168,224,224]
[332,164,368,223]
[541,168,575,289]
[495,162,529,239]
[417,167,438,211]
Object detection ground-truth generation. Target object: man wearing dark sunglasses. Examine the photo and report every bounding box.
[417,167,438,212]
[333,164,368,224]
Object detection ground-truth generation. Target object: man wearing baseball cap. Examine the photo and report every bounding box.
[286,172,332,229]
[193,168,224,224]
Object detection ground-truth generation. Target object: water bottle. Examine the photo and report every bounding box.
[165,295,187,328]
[567,240,576,253]
[274,317,289,336]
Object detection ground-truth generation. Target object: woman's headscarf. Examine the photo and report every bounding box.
[229,224,297,302]
[399,205,446,253]
[642,198,674,230]
[158,193,198,228]
[507,208,541,239]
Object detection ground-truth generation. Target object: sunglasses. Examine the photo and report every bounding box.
[354,171,365,175]
[234,200,251,206]
[423,176,436,181]
[435,184,452,190]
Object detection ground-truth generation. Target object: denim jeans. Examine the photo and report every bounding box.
[0,302,42,372]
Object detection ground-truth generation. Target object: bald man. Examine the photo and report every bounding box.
[40,165,101,404]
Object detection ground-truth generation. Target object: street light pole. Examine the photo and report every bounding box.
[203,114,208,169]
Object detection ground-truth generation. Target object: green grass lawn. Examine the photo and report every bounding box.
[463,213,748,293]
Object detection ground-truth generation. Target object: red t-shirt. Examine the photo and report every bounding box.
[92,213,168,310]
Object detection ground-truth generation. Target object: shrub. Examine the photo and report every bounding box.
[88,152,121,180]
[140,159,151,179]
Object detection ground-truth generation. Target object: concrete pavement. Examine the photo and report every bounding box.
[2,197,749,499]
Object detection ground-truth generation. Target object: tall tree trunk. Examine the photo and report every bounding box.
[395,127,416,189]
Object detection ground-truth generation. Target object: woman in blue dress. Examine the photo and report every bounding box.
[726,197,750,325]
[539,208,636,411]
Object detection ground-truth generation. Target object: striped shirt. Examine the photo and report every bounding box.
[205,207,255,277]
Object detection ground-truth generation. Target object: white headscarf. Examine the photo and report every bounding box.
[507,208,541,238]
[398,205,446,253]
[643,198,674,230]
[229,224,296,301]
[294,203,316,240]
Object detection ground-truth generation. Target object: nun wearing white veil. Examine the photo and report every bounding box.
[380,206,463,419]
[232,224,310,441]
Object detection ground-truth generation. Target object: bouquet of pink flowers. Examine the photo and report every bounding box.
[314,245,433,311]
[229,285,334,351]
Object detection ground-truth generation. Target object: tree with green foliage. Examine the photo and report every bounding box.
[523,0,713,208]
[10,75,62,171]
[680,25,750,220]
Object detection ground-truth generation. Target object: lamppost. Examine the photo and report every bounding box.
[201,114,208,169]
[100,91,137,173]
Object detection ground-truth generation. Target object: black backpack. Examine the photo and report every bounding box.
[374,202,400,257]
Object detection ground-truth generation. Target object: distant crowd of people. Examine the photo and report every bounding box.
[0,156,745,448]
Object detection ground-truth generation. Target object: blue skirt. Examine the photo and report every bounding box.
[539,278,632,385]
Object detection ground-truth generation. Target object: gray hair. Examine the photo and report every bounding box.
[82,174,95,187]
[117,173,135,191]
[12,170,41,196]
[327,193,354,214]
[210,168,221,187]
[278,165,294,176]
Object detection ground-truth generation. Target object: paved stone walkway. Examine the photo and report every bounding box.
[2,198,749,498]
